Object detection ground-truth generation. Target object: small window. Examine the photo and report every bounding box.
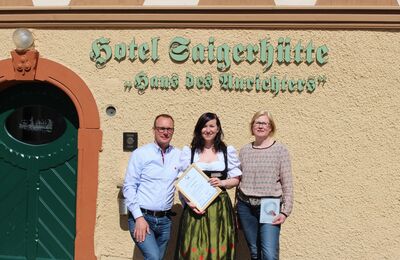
[5,105,67,145]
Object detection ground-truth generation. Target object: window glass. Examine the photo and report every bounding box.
[5,105,67,145]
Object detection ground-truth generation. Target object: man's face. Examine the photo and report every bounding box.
[153,117,174,149]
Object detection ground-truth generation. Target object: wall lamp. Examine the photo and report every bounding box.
[12,28,34,52]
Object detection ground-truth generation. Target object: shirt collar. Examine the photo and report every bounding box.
[153,141,174,153]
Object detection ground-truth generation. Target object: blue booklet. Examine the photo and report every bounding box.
[259,198,280,224]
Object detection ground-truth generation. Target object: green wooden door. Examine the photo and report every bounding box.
[0,83,78,260]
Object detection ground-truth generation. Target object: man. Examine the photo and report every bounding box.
[123,114,181,260]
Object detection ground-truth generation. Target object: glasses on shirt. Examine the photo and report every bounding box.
[253,121,271,127]
[155,126,174,133]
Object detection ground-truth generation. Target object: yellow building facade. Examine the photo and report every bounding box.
[0,1,399,259]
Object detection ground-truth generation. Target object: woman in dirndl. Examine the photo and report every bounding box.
[175,112,242,260]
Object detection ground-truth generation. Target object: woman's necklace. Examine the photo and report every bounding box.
[203,143,214,150]
[253,138,275,149]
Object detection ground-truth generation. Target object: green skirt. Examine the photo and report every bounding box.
[175,191,236,260]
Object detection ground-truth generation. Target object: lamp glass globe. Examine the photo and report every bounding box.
[12,28,34,51]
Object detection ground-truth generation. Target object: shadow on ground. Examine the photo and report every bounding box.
[119,203,250,259]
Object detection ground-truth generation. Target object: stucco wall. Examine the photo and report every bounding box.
[1,28,400,259]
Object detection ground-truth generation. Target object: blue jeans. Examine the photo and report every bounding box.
[128,213,172,260]
[237,199,281,260]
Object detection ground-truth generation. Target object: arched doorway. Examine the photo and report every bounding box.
[0,82,79,259]
[0,50,102,260]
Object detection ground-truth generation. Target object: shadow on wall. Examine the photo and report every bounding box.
[119,204,250,259]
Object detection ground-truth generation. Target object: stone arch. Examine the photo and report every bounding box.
[0,51,101,260]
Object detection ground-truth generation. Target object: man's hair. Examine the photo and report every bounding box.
[153,114,174,128]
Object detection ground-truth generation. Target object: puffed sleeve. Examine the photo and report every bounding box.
[178,146,191,177]
[227,145,242,178]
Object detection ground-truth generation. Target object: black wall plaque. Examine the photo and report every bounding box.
[123,132,138,152]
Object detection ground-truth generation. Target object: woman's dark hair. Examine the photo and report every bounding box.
[190,112,227,152]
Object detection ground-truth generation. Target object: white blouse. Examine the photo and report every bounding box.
[179,145,242,178]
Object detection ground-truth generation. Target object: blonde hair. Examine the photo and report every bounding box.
[249,110,276,136]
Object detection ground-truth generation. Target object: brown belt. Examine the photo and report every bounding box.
[237,189,262,206]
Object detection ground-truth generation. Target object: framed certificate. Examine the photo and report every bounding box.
[176,164,221,212]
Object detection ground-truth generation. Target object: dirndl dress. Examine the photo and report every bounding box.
[175,148,236,260]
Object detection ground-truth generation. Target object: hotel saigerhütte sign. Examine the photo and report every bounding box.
[90,36,328,95]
